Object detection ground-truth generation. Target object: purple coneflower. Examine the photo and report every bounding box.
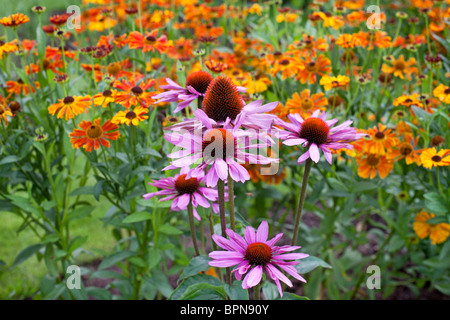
[142,168,218,221]
[208,220,308,297]
[274,110,365,164]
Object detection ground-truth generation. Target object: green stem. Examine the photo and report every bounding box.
[227,174,235,231]
[291,158,312,246]
[188,199,200,256]
[217,179,231,285]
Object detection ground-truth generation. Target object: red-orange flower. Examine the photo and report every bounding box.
[297,55,331,84]
[6,79,40,96]
[127,30,172,53]
[113,78,156,109]
[70,118,120,152]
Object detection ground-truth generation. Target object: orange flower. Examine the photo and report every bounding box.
[381,55,419,80]
[364,123,399,156]
[0,40,19,59]
[413,210,450,245]
[297,54,331,84]
[336,33,361,49]
[357,154,394,179]
[312,11,344,30]
[0,97,13,126]
[319,75,350,91]
[355,31,392,50]
[92,89,117,108]
[285,89,328,117]
[6,79,40,96]
[70,118,120,152]
[48,95,92,120]
[270,56,303,79]
[390,136,422,165]
[287,35,328,58]
[127,30,172,54]
[433,84,450,104]
[0,13,29,27]
[393,93,434,115]
[113,78,156,109]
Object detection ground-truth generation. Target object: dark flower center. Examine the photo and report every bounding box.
[131,86,143,95]
[366,154,380,166]
[299,117,330,146]
[63,96,75,104]
[431,155,442,162]
[125,111,137,120]
[374,132,385,140]
[244,242,272,266]
[174,174,200,195]
[202,128,236,161]
[103,89,112,97]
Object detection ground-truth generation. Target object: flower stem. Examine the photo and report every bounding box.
[254,283,261,300]
[188,199,200,256]
[291,158,312,246]
[227,174,235,231]
[218,179,232,285]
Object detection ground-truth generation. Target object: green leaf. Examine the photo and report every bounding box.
[169,274,222,300]
[67,205,95,222]
[295,255,332,274]
[225,281,249,300]
[0,155,21,166]
[11,244,43,269]
[178,282,227,300]
[178,255,212,282]
[158,224,183,235]
[281,293,310,300]
[388,234,404,252]
[423,256,450,269]
[424,192,448,215]
[69,186,95,197]
[435,283,450,296]
[122,211,152,224]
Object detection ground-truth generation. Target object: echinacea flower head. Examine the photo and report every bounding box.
[0,13,30,27]
[69,118,120,152]
[420,148,450,169]
[208,220,309,297]
[48,95,92,120]
[142,168,218,221]
[274,110,365,164]
[413,210,450,245]
[153,71,214,112]
[164,113,277,187]
[201,75,278,130]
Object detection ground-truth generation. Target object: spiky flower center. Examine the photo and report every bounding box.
[174,174,200,195]
[185,71,214,95]
[245,242,272,266]
[86,125,103,139]
[202,128,236,161]
[202,76,244,122]
[299,117,330,146]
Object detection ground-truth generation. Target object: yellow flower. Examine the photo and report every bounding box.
[413,210,450,245]
[319,75,350,91]
[112,105,149,126]
[433,84,450,104]
[420,148,450,169]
